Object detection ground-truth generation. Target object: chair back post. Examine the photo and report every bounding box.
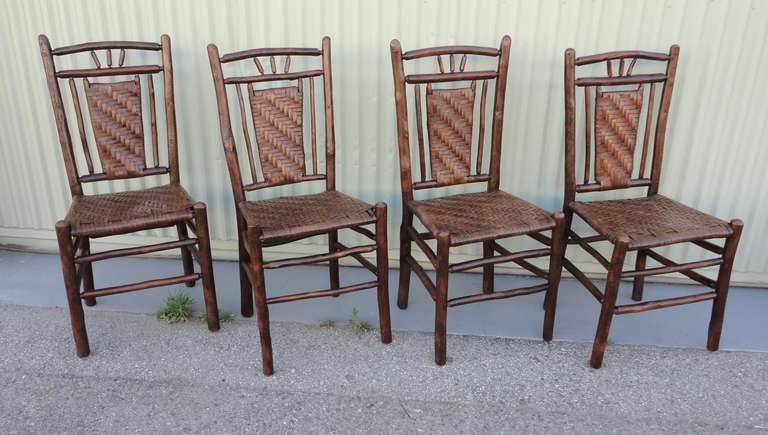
[207,43,247,205]
[161,35,180,184]
[321,36,336,191]
[648,45,680,195]
[39,34,83,197]
[563,48,577,209]
[487,35,511,191]
[389,39,415,204]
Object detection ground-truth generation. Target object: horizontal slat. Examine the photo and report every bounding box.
[223,69,323,84]
[692,239,725,255]
[405,70,497,84]
[402,45,499,60]
[575,50,670,65]
[220,47,322,63]
[413,174,490,190]
[449,248,550,273]
[81,273,200,298]
[621,257,723,278]
[52,41,161,55]
[349,225,376,241]
[56,64,163,78]
[266,280,378,304]
[644,249,717,288]
[264,244,376,269]
[575,73,667,87]
[447,283,548,307]
[79,167,169,182]
[243,174,326,191]
[75,239,197,264]
[615,292,717,315]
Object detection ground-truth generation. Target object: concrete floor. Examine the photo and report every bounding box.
[1,249,766,351]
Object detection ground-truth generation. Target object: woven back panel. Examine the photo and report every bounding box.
[426,86,475,185]
[594,88,644,189]
[249,85,306,184]
[84,78,146,178]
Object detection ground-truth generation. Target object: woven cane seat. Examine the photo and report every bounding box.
[239,190,376,241]
[407,190,555,246]
[65,184,195,237]
[570,194,732,249]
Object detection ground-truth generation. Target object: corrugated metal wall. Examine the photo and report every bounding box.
[1,0,767,285]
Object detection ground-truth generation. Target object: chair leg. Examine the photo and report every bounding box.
[193,204,220,332]
[329,230,340,296]
[632,250,647,301]
[397,212,413,310]
[247,225,274,376]
[434,232,450,365]
[543,212,566,342]
[482,241,494,294]
[81,237,96,307]
[590,237,629,369]
[55,221,90,358]
[707,220,743,351]
[374,203,392,344]
[176,223,196,288]
[237,216,254,317]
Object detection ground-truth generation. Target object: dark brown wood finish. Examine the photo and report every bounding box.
[562,46,744,368]
[390,36,567,365]
[208,37,391,376]
[39,34,220,358]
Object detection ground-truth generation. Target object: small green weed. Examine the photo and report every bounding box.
[320,319,336,328]
[218,310,235,323]
[347,308,372,334]
[606,338,615,347]
[157,290,195,323]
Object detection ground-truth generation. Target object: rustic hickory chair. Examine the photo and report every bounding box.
[208,37,392,376]
[562,46,743,368]
[38,34,220,358]
[390,36,567,365]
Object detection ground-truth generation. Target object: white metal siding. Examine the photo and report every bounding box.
[1,0,767,285]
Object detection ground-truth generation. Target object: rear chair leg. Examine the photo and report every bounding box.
[434,232,450,365]
[374,203,392,344]
[193,204,220,332]
[248,225,274,376]
[482,241,494,294]
[81,237,96,306]
[176,222,196,288]
[543,212,566,342]
[590,237,629,369]
[632,250,647,301]
[329,230,340,296]
[56,221,90,358]
[707,220,743,351]
[237,217,254,317]
[397,212,413,309]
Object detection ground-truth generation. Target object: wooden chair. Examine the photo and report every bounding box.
[38,34,220,358]
[562,46,744,368]
[208,37,392,376]
[390,36,567,365]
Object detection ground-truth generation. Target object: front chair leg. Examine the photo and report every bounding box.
[543,212,566,342]
[590,237,629,369]
[707,219,743,351]
[55,221,90,358]
[374,203,392,344]
[631,250,647,301]
[176,222,196,288]
[247,225,274,376]
[237,216,254,317]
[193,203,220,332]
[434,231,450,365]
[329,230,340,296]
[81,237,96,306]
[396,212,413,309]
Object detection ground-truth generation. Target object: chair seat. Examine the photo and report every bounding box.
[239,190,376,242]
[407,190,555,246]
[570,194,733,250]
[65,184,195,237]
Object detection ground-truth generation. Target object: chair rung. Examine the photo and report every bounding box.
[562,258,604,302]
[406,255,436,301]
[75,239,197,264]
[334,242,377,274]
[621,258,723,279]
[81,273,200,299]
[615,291,717,314]
[447,283,548,307]
[264,244,376,269]
[491,242,548,278]
[266,280,378,304]
[449,248,549,273]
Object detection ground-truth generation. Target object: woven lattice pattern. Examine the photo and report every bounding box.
[570,194,733,249]
[65,184,194,237]
[249,86,306,184]
[240,191,376,241]
[426,86,475,185]
[408,191,555,245]
[84,79,146,178]
[594,88,643,188]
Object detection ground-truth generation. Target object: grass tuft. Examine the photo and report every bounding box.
[157,290,195,323]
[320,319,336,328]
[347,308,372,334]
